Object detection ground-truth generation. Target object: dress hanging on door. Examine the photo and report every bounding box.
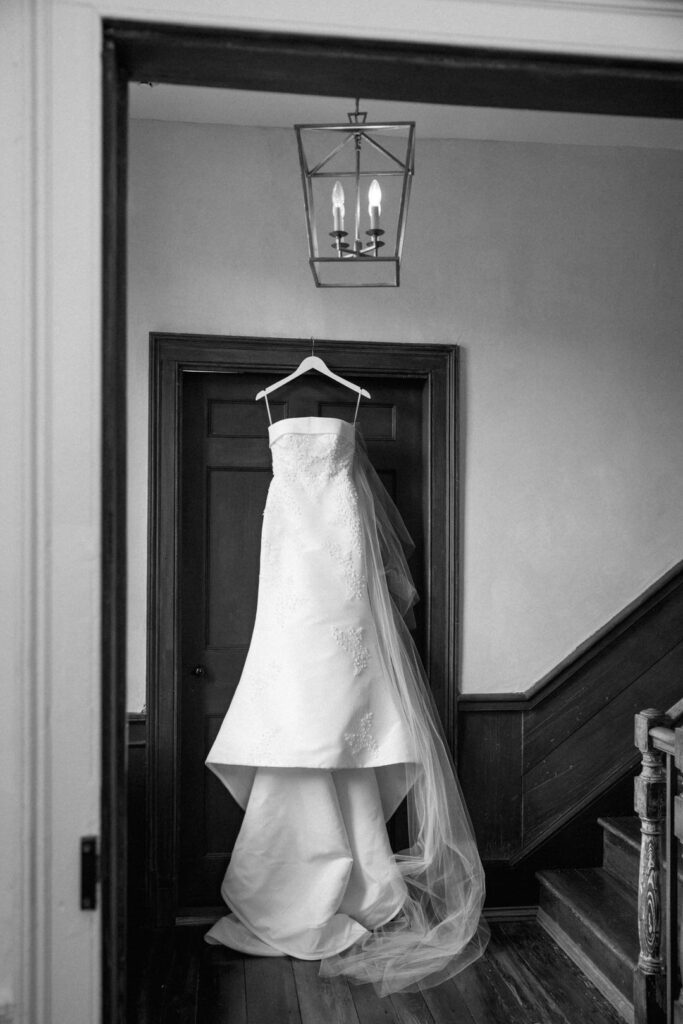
[205,416,488,995]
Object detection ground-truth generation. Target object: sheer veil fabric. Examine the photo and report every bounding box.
[321,436,489,993]
[205,417,488,996]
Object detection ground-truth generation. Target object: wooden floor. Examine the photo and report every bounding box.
[130,920,626,1024]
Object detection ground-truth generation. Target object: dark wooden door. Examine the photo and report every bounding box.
[148,334,458,926]
[177,369,427,915]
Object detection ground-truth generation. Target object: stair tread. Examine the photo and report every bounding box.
[537,866,638,967]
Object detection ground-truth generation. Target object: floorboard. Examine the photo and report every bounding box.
[199,946,247,1024]
[451,954,530,1024]
[497,921,625,1024]
[244,956,302,1024]
[421,978,478,1024]
[130,926,175,1024]
[388,990,435,1024]
[130,920,628,1023]
[291,959,360,1024]
[159,928,201,1023]
[349,983,399,1024]
[486,925,568,1023]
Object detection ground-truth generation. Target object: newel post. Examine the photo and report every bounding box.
[673,725,683,1024]
[634,708,670,1024]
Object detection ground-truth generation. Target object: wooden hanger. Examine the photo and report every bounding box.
[255,342,371,401]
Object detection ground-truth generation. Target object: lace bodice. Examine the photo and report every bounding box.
[266,418,364,600]
[269,417,355,486]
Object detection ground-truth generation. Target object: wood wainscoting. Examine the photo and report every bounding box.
[459,557,683,898]
[130,558,683,913]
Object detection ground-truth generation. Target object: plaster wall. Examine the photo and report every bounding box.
[127,119,683,704]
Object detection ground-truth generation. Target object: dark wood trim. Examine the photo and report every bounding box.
[147,333,458,926]
[529,558,683,715]
[458,706,525,862]
[459,557,683,716]
[444,347,459,753]
[458,692,529,711]
[101,35,128,1024]
[105,20,683,118]
[458,558,683,868]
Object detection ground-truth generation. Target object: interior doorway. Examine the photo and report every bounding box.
[102,21,683,1024]
[145,334,457,928]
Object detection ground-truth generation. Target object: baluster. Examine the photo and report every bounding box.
[673,725,683,1024]
[634,708,669,1024]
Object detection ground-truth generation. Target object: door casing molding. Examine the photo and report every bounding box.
[102,22,683,1022]
[147,333,459,926]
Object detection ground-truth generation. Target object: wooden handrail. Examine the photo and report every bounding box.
[666,696,683,726]
[651,726,675,757]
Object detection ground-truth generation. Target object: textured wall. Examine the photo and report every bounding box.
[127,119,683,704]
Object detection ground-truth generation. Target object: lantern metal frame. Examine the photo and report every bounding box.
[295,103,415,288]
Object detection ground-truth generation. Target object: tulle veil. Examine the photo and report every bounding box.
[318,430,489,996]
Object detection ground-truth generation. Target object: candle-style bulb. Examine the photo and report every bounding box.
[332,180,345,232]
[332,180,345,212]
[368,179,382,215]
[368,179,382,232]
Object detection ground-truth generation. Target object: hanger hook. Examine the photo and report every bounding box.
[311,337,315,356]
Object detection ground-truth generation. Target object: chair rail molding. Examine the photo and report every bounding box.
[458,558,683,868]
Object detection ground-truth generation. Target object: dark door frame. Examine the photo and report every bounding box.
[101,19,683,1022]
[148,333,458,927]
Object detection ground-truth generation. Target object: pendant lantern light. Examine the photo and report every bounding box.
[295,100,415,287]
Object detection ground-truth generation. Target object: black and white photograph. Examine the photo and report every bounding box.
[2,3,683,1023]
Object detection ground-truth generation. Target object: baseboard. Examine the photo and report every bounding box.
[483,904,538,922]
[187,905,541,926]
[537,907,634,1024]
[176,907,224,927]
[185,905,540,927]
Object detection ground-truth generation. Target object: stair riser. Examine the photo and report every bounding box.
[538,879,634,999]
[603,832,639,893]
[603,830,683,921]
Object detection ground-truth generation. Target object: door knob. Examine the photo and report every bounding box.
[190,664,207,678]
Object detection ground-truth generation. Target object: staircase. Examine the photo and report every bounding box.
[536,816,643,1024]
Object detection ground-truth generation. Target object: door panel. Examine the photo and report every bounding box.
[206,468,271,646]
[177,368,427,914]
[179,373,273,909]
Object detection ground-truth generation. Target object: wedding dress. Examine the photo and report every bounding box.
[205,415,488,994]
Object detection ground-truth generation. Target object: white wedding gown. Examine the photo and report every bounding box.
[205,416,488,994]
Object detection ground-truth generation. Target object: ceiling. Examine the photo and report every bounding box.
[129,83,683,150]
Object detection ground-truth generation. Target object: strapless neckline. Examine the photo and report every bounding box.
[268,416,356,445]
